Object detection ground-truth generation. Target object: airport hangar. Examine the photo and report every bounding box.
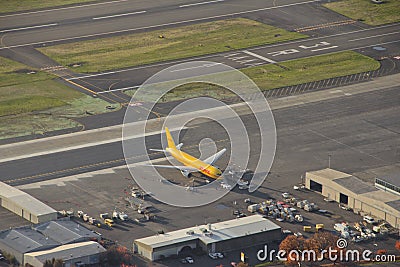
[306,168,400,228]
[0,220,102,266]
[0,182,57,224]
[134,214,282,261]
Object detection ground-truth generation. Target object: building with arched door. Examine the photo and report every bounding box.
[134,215,281,261]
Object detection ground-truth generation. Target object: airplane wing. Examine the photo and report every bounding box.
[203,148,227,166]
[150,165,198,172]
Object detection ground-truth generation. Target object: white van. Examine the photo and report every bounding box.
[363,216,376,224]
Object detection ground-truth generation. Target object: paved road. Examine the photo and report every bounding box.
[1,75,399,185]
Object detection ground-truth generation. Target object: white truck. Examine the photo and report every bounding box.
[112,211,129,221]
[334,223,350,238]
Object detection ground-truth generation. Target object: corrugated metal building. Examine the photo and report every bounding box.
[134,215,281,261]
[0,227,59,264]
[24,241,106,267]
[0,182,57,224]
[34,220,100,244]
[306,168,400,227]
[0,220,102,266]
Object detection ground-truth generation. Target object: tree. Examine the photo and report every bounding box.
[53,259,64,267]
[43,260,53,267]
[377,249,387,255]
[395,240,400,251]
[279,235,304,265]
[104,245,136,266]
[280,232,341,265]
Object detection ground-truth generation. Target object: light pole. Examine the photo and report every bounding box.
[328,154,332,169]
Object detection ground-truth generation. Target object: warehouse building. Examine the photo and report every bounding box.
[375,172,400,196]
[34,220,100,245]
[24,241,106,267]
[134,215,281,261]
[0,220,102,265]
[0,182,57,224]
[0,227,59,264]
[306,168,400,227]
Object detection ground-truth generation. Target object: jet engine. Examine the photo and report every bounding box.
[181,170,192,178]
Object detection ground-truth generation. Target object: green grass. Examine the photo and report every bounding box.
[125,51,380,102]
[0,56,82,116]
[0,115,81,139]
[0,56,53,87]
[242,51,380,90]
[0,56,118,139]
[39,18,306,73]
[0,96,66,117]
[324,0,400,25]
[0,0,95,13]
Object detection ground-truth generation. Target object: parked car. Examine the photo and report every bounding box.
[363,216,376,224]
[209,253,218,259]
[215,252,224,258]
[185,256,194,264]
[236,213,246,218]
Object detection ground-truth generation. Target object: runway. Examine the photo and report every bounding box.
[0,0,318,49]
[1,75,399,185]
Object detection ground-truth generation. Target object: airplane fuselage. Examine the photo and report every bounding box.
[166,147,222,179]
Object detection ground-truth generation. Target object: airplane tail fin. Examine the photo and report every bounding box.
[165,127,176,149]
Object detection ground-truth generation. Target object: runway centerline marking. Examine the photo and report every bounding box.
[0,23,58,33]
[179,0,224,8]
[0,0,129,18]
[93,10,147,20]
[0,0,318,50]
[243,50,277,64]
[348,31,400,42]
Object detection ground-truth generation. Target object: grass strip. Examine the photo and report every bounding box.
[39,18,306,73]
[0,0,95,14]
[125,51,380,102]
[324,0,400,25]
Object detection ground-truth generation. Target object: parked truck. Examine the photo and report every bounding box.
[100,213,114,227]
[112,211,129,221]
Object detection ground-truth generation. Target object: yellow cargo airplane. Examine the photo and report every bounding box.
[149,127,226,179]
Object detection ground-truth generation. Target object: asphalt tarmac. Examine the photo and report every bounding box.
[12,80,400,266]
[2,78,399,186]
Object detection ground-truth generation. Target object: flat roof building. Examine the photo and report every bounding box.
[134,215,281,261]
[306,168,400,227]
[34,220,100,245]
[0,182,57,224]
[0,227,59,264]
[375,171,400,196]
[24,241,106,267]
[0,220,101,266]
